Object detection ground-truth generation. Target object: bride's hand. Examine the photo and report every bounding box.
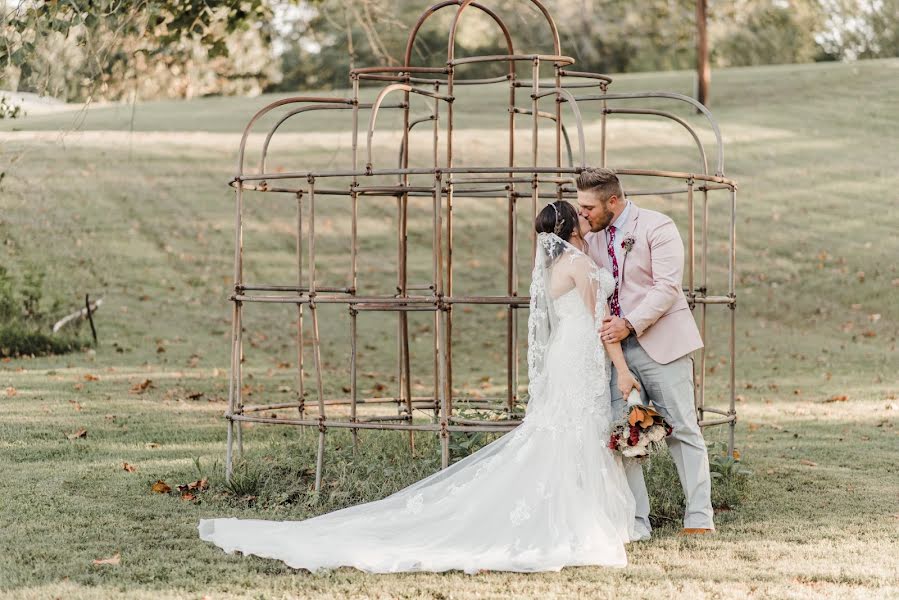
[616,369,641,400]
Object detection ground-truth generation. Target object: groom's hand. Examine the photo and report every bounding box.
[601,316,631,343]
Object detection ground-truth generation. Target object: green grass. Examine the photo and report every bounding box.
[1,59,898,598]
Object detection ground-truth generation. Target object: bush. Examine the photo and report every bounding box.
[0,264,89,357]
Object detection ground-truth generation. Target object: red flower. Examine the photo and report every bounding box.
[608,434,619,450]
[628,425,640,446]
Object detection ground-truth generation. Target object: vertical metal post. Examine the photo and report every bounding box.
[728,187,737,455]
[307,177,327,492]
[296,192,306,423]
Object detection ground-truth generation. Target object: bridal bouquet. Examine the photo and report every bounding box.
[608,390,672,460]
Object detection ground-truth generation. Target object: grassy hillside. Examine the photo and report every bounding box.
[0,59,897,599]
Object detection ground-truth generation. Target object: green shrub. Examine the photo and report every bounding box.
[0,264,89,357]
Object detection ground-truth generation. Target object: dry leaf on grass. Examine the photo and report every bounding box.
[151,480,171,494]
[68,400,82,411]
[800,459,817,467]
[180,493,196,501]
[122,462,137,473]
[92,553,120,566]
[5,387,16,397]
[824,394,849,403]
[130,379,153,394]
[67,429,87,440]
[84,374,100,381]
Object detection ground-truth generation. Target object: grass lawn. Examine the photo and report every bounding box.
[1,59,897,599]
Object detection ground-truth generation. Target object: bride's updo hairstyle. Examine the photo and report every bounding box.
[535,201,578,259]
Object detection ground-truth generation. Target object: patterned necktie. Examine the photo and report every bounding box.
[606,225,621,317]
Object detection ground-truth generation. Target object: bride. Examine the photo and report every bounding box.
[199,200,642,573]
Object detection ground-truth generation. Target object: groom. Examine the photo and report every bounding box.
[576,167,714,539]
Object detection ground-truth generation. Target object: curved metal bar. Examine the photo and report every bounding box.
[559,69,614,84]
[605,108,709,176]
[449,54,575,67]
[513,107,573,167]
[532,88,586,168]
[572,92,726,176]
[261,104,351,173]
[397,114,437,168]
[367,84,452,169]
[236,96,353,176]
[404,1,514,68]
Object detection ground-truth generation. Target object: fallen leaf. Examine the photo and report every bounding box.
[92,553,120,566]
[69,399,82,411]
[180,493,196,501]
[5,387,16,397]
[732,449,741,460]
[823,394,848,403]
[151,480,171,494]
[84,374,100,381]
[67,428,88,440]
[130,379,153,394]
[122,462,137,473]
[800,459,817,467]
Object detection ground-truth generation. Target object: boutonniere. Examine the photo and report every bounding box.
[620,233,636,255]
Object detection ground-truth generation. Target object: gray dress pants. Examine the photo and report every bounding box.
[609,335,715,533]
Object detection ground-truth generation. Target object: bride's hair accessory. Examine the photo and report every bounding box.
[550,202,564,236]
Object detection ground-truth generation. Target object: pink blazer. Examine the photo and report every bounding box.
[585,204,703,365]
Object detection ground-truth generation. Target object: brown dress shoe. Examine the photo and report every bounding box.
[680,528,714,535]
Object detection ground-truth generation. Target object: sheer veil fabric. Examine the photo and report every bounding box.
[198,233,636,573]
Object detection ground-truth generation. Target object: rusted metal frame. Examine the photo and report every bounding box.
[557,69,613,84]
[699,183,710,422]
[450,54,574,67]
[225,300,239,480]
[225,175,246,481]
[398,77,415,454]
[259,102,406,174]
[571,92,726,176]
[366,84,453,171]
[554,62,562,200]
[242,397,440,409]
[687,179,699,412]
[601,82,608,167]
[432,84,441,424]
[260,104,349,173]
[237,285,348,294]
[408,74,512,85]
[699,415,736,427]
[604,108,709,176]
[507,58,519,414]
[296,192,306,424]
[238,166,735,182]
[511,107,573,168]
[530,57,540,259]
[533,89,587,168]
[236,96,353,176]
[231,413,517,434]
[305,177,328,493]
[231,294,436,304]
[352,65,448,75]
[728,187,737,454]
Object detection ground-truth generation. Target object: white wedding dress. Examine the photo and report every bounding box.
[199,233,636,573]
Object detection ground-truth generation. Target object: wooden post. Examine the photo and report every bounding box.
[696,0,710,110]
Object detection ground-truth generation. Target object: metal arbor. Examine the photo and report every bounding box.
[223,0,738,489]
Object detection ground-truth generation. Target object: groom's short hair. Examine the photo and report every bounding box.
[575,167,623,202]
